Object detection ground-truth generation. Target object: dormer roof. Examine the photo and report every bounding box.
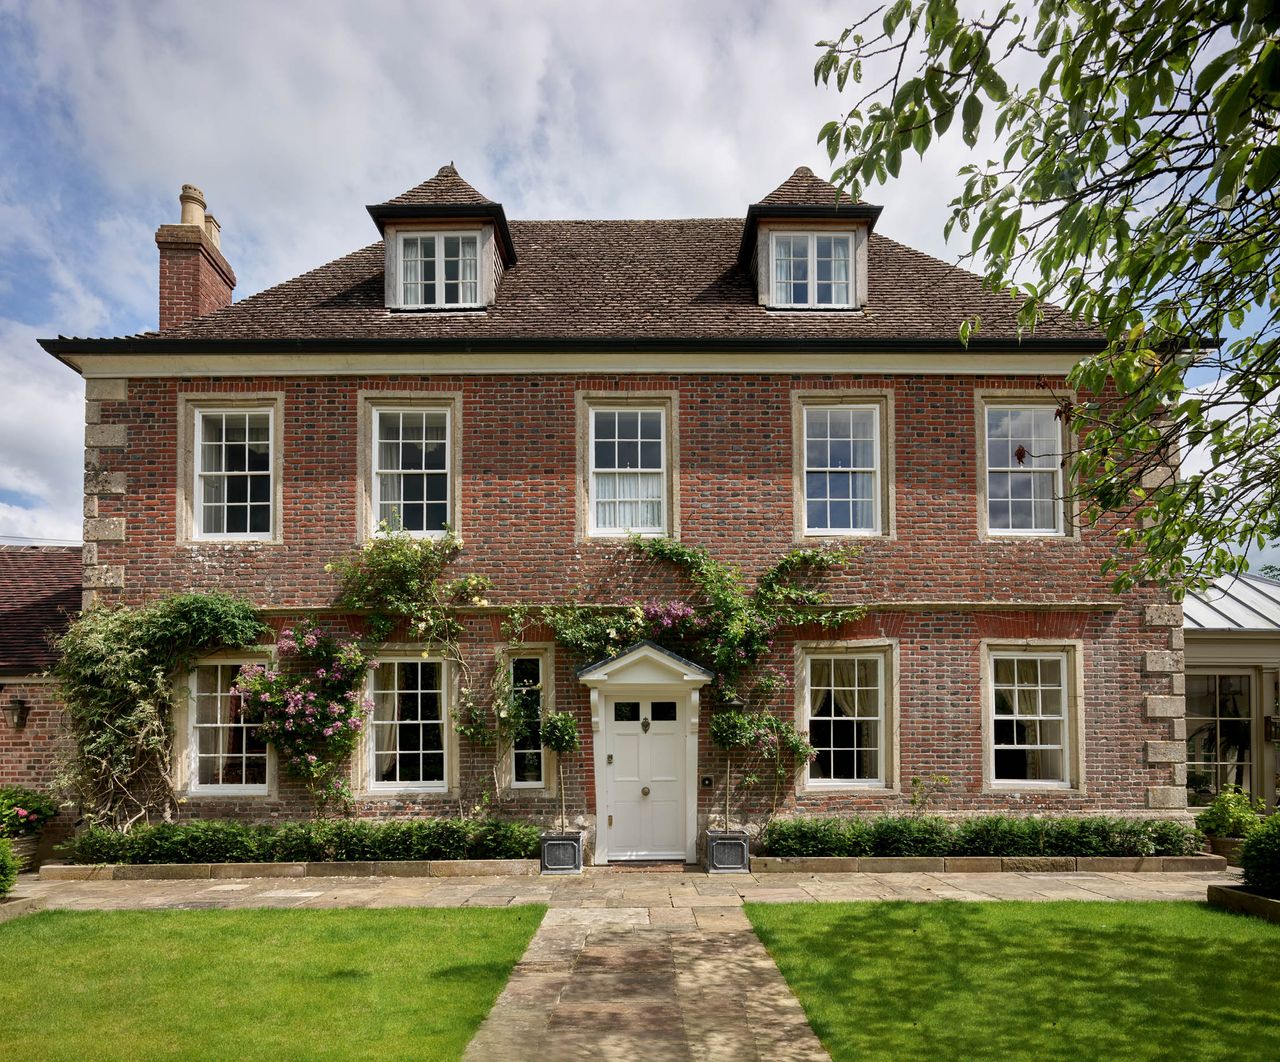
[738,166,882,266]
[366,164,517,265]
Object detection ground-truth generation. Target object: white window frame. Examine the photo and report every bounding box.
[367,656,450,793]
[188,662,270,796]
[802,404,881,536]
[987,650,1072,789]
[509,654,546,790]
[193,407,275,542]
[983,404,1065,537]
[803,651,886,788]
[397,230,482,309]
[371,406,452,538]
[769,230,854,309]
[587,405,669,537]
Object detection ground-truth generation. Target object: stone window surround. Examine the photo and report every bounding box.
[754,220,870,311]
[974,389,1080,542]
[503,643,558,794]
[979,638,1088,794]
[791,389,896,542]
[575,390,681,542]
[176,392,285,546]
[353,648,460,798]
[793,638,900,794]
[172,652,277,798]
[356,391,463,543]
[382,222,498,311]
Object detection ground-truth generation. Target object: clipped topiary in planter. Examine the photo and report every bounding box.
[539,711,583,874]
[705,707,755,873]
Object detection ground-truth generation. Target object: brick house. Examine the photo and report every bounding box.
[27,164,1190,863]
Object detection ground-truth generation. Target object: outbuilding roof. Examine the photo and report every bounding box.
[1183,572,1280,632]
[0,546,81,676]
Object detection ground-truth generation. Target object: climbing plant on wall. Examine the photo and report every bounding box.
[52,593,269,828]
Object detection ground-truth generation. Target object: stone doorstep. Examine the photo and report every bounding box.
[0,896,47,924]
[1206,884,1280,925]
[39,859,541,882]
[751,854,1228,874]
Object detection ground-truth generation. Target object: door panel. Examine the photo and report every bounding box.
[607,696,686,859]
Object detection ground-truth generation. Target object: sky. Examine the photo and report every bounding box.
[0,0,1271,567]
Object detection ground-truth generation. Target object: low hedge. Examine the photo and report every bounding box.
[1241,815,1280,895]
[0,837,17,896]
[62,818,542,866]
[758,815,1202,858]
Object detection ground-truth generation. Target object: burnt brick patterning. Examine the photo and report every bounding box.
[76,371,1181,823]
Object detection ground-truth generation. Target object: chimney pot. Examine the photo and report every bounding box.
[204,213,221,249]
[179,184,207,227]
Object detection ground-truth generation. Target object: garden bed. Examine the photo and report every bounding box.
[41,859,539,881]
[753,854,1227,873]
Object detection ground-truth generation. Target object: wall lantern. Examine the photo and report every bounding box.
[2,696,31,730]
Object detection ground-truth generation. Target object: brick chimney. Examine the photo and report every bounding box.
[154,184,236,330]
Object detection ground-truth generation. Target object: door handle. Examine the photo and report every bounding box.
[641,786,650,797]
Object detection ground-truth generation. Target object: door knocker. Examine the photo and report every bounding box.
[641,716,650,733]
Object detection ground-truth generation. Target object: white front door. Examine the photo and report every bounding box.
[607,696,685,859]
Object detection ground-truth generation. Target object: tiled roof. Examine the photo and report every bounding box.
[378,164,495,207]
[1184,573,1280,632]
[0,546,81,676]
[757,166,854,207]
[97,218,1093,345]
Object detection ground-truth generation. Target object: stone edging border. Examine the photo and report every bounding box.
[1206,884,1280,924]
[0,896,47,924]
[39,859,540,881]
[752,854,1228,874]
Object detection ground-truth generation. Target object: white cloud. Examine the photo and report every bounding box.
[0,0,1166,548]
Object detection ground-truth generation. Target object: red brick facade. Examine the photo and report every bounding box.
[67,370,1185,835]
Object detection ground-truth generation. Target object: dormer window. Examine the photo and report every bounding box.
[771,232,853,308]
[399,232,480,308]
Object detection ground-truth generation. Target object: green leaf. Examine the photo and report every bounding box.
[1247,144,1280,192]
[961,94,983,146]
[1215,69,1256,141]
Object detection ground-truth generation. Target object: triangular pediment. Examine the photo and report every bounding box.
[577,640,713,688]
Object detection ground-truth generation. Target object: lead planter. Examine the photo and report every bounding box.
[540,830,583,875]
[704,829,750,873]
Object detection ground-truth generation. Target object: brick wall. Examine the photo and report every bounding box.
[154,225,235,331]
[69,370,1185,824]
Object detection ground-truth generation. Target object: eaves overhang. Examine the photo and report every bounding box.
[38,333,1104,375]
[738,202,885,266]
[365,202,517,266]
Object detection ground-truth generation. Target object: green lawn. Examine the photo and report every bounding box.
[746,901,1280,1062]
[0,906,544,1061]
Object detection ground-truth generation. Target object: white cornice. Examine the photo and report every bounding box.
[63,350,1086,378]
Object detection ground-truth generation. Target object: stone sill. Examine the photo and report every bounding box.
[39,859,539,881]
[752,854,1228,874]
[1206,884,1280,924]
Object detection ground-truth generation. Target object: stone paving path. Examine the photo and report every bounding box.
[7,868,1238,1060]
